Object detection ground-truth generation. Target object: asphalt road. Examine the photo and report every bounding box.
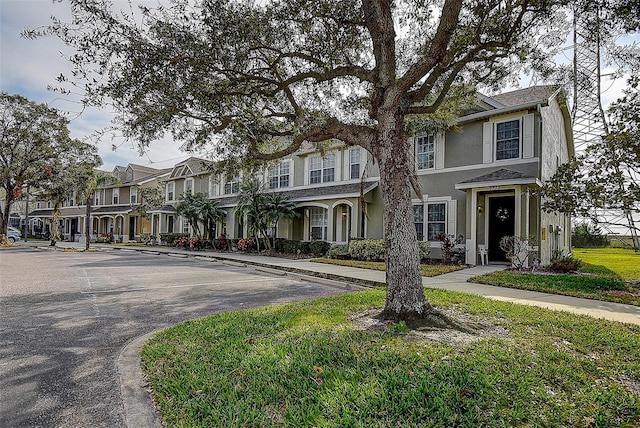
[0,247,346,427]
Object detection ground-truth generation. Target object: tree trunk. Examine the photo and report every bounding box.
[85,195,92,251]
[377,120,435,320]
[0,202,10,244]
[50,206,61,246]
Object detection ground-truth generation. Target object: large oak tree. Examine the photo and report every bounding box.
[41,0,566,320]
[0,93,81,243]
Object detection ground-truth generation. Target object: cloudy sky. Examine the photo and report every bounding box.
[0,1,636,172]
[0,0,205,171]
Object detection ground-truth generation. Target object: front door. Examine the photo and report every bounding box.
[488,196,515,262]
[70,219,78,242]
[129,217,136,240]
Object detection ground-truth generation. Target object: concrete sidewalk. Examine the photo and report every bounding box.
[42,241,640,325]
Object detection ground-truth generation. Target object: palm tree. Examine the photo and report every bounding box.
[263,193,298,241]
[198,197,225,240]
[236,179,298,250]
[79,170,117,250]
[235,179,269,250]
[176,193,203,237]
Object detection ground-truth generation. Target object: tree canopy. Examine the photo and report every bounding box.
[42,0,570,320]
[0,92,83,242]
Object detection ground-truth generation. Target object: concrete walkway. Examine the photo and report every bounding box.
[45,241,640,325]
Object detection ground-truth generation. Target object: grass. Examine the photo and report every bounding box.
[312,258,463,277]
[142,289,640,427]
[470,247,640,306]
[470,270,640,306]
[572,248,640,281]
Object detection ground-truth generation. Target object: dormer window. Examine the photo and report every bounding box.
[126,167,133,182]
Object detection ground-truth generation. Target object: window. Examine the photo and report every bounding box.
[167,182,175,201]
[130,187,138,204]
[182,217,191,234]
[495,119,520,160]
[350,148,361,179]
[309,154,335,184]
[94,193,100,206]
[224,177,240,194]
[185,178,194,196]
[126,168,133,182]
[427,203,446,241]
[209,176,219,197]
[413,205,424,241]
[309,208,327,240]
[268,161,290,189]
[416,134,435,169]
[112,188,119,205]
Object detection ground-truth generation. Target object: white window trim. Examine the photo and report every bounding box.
[166,181,175,202]
[412,196,456,244]
[130,187,138,204]
[267,160,292,189]
[185,178,194,196]
[483,113,534,164]
[306,152,340,185]
[224,176,241,195]
[208,175,219,197]
[347,147,362,180]
[112,188,120,205]
[415,133,435,170]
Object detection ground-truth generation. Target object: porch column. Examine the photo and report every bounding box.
[467,188,478,266]
[327,207,334,242]
[335,207,343,243]
[303,209,309,241]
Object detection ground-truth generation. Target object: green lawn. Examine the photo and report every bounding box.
[142,290,640,427]
[470,270,640,306]
[312,258,463,277]
[469,247,640,306]
[572,248,640,281]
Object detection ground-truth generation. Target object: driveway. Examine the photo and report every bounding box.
[0,247,347,427]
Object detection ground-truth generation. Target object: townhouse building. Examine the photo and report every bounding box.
[150,85,573,266]
[28,164,170,242]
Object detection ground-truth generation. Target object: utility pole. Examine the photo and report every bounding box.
[571,5,639,249]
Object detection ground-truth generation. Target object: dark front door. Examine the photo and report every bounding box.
[70,219,78,242]
[129,217,136,240]
[488,196,515,262]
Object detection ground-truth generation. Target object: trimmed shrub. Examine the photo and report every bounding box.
[549,255,583,273]
[309,240,332,256]
[418,241,431,261]
[349,239,386,261]
[326,244,350,259]
[160,233,189,246]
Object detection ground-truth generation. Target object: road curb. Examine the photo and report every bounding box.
[117,332,163,428]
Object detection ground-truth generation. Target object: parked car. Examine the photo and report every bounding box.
[7,226,21,243]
